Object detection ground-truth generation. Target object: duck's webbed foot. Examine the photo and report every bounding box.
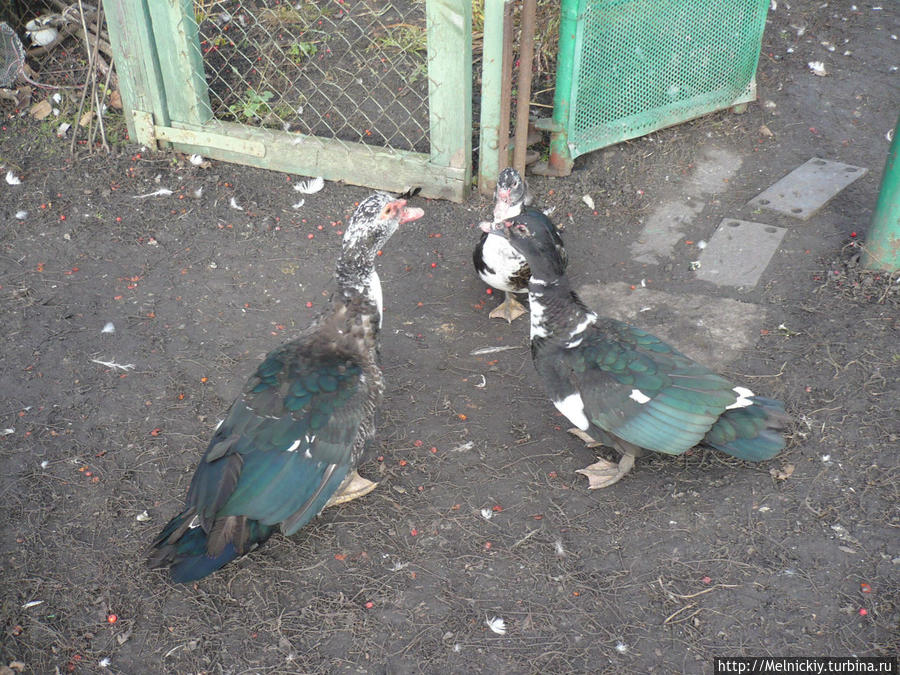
[324,470,379,507]
[489,292,527,322]
[575,453,636,489]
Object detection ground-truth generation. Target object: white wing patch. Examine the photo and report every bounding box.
[553,393,589,431]
[726,386,755,409]
[286,439,302,453]
[569,312,597,337]
[629,389,651,404]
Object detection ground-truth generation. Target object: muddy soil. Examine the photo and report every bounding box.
[1,1,897,673]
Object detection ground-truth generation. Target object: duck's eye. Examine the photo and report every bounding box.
[515,223,528,233]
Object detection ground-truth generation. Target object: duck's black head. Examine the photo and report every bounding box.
[337,192,424,287]
[493,212,566,284]
[493,167,529,221]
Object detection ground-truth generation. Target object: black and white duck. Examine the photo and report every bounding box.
[489,213,790,488]
[148,193,424,581]
[473,168,567,322]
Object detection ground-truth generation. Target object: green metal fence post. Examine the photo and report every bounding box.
[863,114,900,272]
[478,0,507,195]
[427,0,472,197]
[532,0,578,176]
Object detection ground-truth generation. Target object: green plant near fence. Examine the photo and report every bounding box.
[105,0,472,201]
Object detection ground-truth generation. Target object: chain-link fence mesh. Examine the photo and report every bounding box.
[192,0,430,154]
[1,0,97,90]
[0,22,26,87]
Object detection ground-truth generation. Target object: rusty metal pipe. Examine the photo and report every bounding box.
[512,0,536,176]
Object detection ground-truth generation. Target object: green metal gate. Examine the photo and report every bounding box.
[535,0,769,176]
[104,0,471,201]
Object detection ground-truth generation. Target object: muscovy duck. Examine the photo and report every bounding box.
[490,213,790,488]
[148,193,424,582]
[473,168,567,322]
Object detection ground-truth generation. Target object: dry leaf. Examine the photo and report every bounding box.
[582,194,595,210]
[759,124,774,137]
[770,463,795,480]
[108,90,123,109]
[79,110,94,127]
[30,99,52,120]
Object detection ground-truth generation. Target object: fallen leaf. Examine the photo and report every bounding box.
[759,124,774,137]
[770,463,795,480]
[79,110,94,127]
[108,90,122,109]
[582,194,595,210]
[30,99,52,120]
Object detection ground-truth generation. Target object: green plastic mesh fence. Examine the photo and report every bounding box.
[567,0,768,157]
[193,0,429,153]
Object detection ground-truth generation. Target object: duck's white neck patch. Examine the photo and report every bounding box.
[726,386,754,409]
[530,297,549,338]
[368,269,383,327]
[553,393,589,431]
[629,389,651,404]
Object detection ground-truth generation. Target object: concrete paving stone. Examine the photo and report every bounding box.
[695,218,787,288]
[577,282,767,370]
[747,157,868,220]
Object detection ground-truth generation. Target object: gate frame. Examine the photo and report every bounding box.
[105,0,471,202]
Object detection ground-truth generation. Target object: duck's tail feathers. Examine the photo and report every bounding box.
[147,509,274,583]
[705,396,790,462]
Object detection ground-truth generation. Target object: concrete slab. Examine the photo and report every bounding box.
[747,157,868,220]
[576,282,767,370]
[695,218,787,288]
[630,147,742,264]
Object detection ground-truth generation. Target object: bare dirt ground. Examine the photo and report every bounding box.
[1,1,898,673]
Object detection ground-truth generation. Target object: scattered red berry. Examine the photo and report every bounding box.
[858,608,868,616]
[107,614,117,624]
